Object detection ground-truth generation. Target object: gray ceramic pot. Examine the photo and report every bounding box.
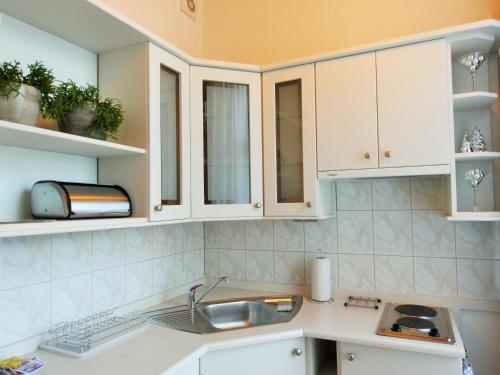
[0,84,41,126]
[59,105,104,140]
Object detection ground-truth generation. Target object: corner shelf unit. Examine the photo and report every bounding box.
[454,152,500,162]
[452,92,498,112]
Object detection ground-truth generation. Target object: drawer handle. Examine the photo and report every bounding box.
[306,202,312,208]
[384,150,391,158]
[154,204,163,212]
[254,202,262,209]
[346,352,356,361]
[293,347,303,356]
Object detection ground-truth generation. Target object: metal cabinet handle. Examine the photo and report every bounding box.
[364,152,371,159]
[254,202,262,209]
[293,347,303,356]
[154,204,163,212]
[306,202,312,208]
[346,352,356,361]
[384,150,391,158]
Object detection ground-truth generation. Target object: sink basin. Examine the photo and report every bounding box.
[144,295,302,334]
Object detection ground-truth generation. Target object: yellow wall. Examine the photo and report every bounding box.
[99,0,204,57]
[202,0,500,64]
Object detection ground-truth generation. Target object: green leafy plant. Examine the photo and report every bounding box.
[0,60,55,116]
[46,80,124,140]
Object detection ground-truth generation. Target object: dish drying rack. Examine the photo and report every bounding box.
[41,309,145,356]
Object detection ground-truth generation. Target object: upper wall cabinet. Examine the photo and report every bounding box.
[190,67,263,219]
[263,64,320,216]
[316,53,378,171]
[376,40,450,168]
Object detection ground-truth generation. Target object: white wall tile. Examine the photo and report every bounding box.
[456,222,500,259]
[457,259,500,300]
[413,210,455,258]
[411,177,443,209]
[274,220,304,252]
[125,260,153,303]
[337,180,372,210]
[152,255,176,294]
[274,251,305,285]
[52,273,93,323]
[152,225,176,258]
[337,211,373,254]
[0,282,51,347]
[194,249,204,280]
[93,267,125,311]
[375,255,414,293]
[414,257,457,297]
[52,232,92,279]
[218,221,245,250]
[304,218,337,253]
[372,178,411,210]
[338,254,375,290]
[219,249,245,280]
[175,224,187,252]
[373,211,412,256]
[205,249,219,278]
[204,222,219,249]
[175,251,195,285]
[305,253,338,288]
[92,229,125,270]
[185,223,205,250]
[125,227,153,263]
[0,235,51,290]
[245,220,273,250]
[246,250,274,282]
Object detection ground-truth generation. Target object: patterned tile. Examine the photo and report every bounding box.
[455,222,500,259]
[337,211,373,254]
[338,254,375,290]
[93,229,126,270]
[337,180,372,210]
[125,260,153,303]
[414,257,457,297]
[274,220,304,252]
[372,178,411,210]
[93,267,125,311]
[246,250,274,282]
[274,251,305,285]
[375,256,414,293]
[125,227,153,263]
[304,218,337,253]
[411,177,443,209]
[52,273,93,323]
[219,249,245,280]
[52,232,92,279]
[373,211,412,256]
[175,251,195,285]
[218,221,245,250]
[457,259,499,300]
[413,210,455,258]
[204,222,219,249]
[205,249,219,278]
[245,220,273,251]
[152,225,176,258]
[152,255,176,294]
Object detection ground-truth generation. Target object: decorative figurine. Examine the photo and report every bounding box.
[465,169,487,212]
[470,126,486,152]
[460,132,472,153]
[458,51,486,91]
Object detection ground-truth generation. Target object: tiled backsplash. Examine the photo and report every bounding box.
[205,177,500,301]
[0,223,204,348]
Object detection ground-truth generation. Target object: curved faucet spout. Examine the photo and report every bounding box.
[187,275,230,310]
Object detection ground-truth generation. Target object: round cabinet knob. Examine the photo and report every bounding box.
[293,347,303,356]
[254,202,262,209]
[346,353,356,362]
[154,204,163,212]
[306,201,312,208]
[384,150,391,158]
[364,152,371,160]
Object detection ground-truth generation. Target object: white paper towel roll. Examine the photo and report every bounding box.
[311,256,331,302]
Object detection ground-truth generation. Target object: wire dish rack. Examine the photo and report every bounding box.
[41,309,145,356]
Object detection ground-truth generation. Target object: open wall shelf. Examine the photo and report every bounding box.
[455,152,500,162]
[452,92,498,112]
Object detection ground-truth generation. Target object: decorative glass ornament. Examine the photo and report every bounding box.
[458,52,486,91]
[460,132,472,153]
[465,169,487,212]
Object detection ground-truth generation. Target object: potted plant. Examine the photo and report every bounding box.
[46,81,124,140]
[0,60,54,126]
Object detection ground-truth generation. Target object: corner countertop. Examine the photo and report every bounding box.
[37,287,465,375]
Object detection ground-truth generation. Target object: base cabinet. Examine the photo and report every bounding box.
[337,342,461,375]
[200,337,306,375]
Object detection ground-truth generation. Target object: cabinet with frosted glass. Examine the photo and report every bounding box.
[190,66,263,218]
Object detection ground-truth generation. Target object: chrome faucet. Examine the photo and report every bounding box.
[187,275,230,310]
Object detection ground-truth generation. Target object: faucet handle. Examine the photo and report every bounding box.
[189,283,205,295]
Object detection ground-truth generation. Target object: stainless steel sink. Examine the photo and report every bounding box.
[143,296,302,334]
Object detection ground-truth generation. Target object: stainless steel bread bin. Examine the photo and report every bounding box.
[31,181,132,219]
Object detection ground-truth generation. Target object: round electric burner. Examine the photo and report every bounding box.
[395,304,437,318]
[396,317,436,332]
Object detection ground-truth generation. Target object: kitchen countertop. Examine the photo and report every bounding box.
[37,287,465,375]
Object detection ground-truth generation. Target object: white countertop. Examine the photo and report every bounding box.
[37,288,465,375]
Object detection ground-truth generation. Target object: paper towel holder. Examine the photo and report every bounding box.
[307,297,334,304]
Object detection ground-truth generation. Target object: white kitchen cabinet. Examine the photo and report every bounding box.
[316,53,378,172]
[337,342,461,375]
[190,66,263,219]
[376,39,451,168]
[262,64,319,216]
[200,337,305,375]
[170,359,199,375]
[148,44,191,221]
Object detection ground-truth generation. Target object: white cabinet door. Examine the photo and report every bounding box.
[190,66,263,219]
[263,64,318,216]
[376,40,451,168]
[338,342,461,375]
[149,44,190,221]
[316,53,378,171]
[200,337,305,375]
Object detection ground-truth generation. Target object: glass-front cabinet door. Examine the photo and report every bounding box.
[262,64,318,216]
[190,66,262,218]
[149,44,190,221]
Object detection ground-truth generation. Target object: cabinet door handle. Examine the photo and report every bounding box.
[306,201,312,208]
[293,347,303,356]
[154,204,163,212]
[384,150,391,158]
[254,202,262,209]
[346,352,356,361]
[364,152,371,160]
